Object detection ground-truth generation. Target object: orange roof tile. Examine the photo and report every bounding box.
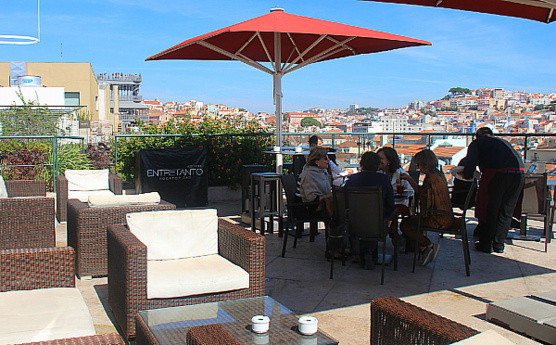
[381,144,426,156]
[433,146,465,157]
[336,141,358,148]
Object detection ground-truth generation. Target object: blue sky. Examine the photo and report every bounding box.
[1,0,555,113]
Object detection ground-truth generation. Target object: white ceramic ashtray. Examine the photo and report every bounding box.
[298,315,318,335]
[251,315,270,334]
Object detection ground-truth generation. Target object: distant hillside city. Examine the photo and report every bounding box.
[142,87,556,135]
[1,64,554,139]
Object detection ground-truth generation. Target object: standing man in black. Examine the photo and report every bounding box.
[462,127,524,253]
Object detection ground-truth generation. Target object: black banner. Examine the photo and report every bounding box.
[135,148,208,207]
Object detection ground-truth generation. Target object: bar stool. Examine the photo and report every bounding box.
[240,165,267,224]
[251,172,282,235]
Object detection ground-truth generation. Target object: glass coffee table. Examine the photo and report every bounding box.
[136,296,339,345]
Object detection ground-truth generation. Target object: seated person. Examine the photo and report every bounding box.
[400,149,453,266]
[377,146,414,205]
[377,146,415,236]
[343,151,396,269]
[309,135,348,186]
[297,146,333,215]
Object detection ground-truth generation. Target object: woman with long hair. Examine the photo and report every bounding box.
[377,146,414,201]
[400,149,454,265]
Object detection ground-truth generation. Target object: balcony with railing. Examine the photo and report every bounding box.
[1,130,555,345]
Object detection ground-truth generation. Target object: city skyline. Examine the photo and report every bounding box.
[1,0,555,114]
[143,85,553,113]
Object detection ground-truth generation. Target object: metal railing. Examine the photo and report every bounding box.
[282,131,556,165]
[3,131,556,189]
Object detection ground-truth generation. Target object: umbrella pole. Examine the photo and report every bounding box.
[274,32,283,174]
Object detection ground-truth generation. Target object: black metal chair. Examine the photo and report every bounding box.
[342,186,395,285]
[520,173,553,252]
[413,179,478,276]
[328,186,349,279]
[280,173,326,257]
[450,177,477,211]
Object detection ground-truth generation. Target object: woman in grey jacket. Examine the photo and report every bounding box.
[297,146,333,213]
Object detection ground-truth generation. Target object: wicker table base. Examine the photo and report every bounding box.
[136,296,338,345]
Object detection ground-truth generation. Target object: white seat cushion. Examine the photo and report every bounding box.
[147,254,249,299]
[88,192,160,208]
[0,287,96,345]
[128,209,218,261]
[65,169,110,191]
[450,330,515,344]
[69,189,115,203]
[0,175,7,198]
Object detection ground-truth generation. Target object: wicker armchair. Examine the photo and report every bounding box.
[67,199,176,278]
[0,246,74,292]
[370,296,479,345]
[0,180,55,250]
[13,333,125,345]
[5,179,48,197]
[0,246,104,343]
[56,172,123,222]
[108,219,265,340]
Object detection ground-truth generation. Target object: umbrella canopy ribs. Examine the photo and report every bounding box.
[146,8,431,172]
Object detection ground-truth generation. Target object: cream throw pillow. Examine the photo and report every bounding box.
[88,192,160,208]
[0,175,7,198]
[65,169,110,191]
[127,209,218,261]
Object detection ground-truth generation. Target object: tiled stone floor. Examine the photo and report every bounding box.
[56,199,555,344]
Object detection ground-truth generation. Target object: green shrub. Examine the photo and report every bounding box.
[0,140,49,180]
[115,117,273,187]
[0,139,95,191]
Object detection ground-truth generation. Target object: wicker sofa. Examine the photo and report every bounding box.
[107,218,265,339]
[67,199,176,278]
[0,180,55,249]
[370,296,479,344]
[0,247,100,344]
[56,172,123,222]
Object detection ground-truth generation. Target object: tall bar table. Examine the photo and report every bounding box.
[250,172,283,235]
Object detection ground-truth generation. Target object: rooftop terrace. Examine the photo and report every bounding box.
[58,194,555,345]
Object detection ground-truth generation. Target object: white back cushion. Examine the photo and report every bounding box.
[147,254,249,299]
[127,209,218,261]
[0,287,96,344]
[88,192,160,208]
[65,169,110,191]
[0,175,7,198]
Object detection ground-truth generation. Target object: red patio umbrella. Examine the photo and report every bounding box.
[360,0,556,23]
[146,8,431,171]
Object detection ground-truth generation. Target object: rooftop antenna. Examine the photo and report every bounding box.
[0,0,40,44]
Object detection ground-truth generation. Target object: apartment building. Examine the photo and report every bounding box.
[0,61,99,119]
[96,72,148,132]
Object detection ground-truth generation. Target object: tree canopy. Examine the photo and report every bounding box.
[346,107,379,116]
[300,117,323,128]
[449,87,471,95]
